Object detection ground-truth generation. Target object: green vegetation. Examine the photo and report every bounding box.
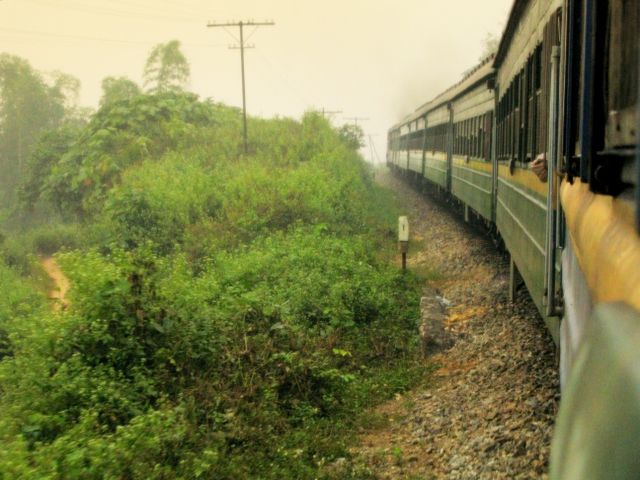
[0,54,86,208]
[143,40,190,93]
[0,46,425,479]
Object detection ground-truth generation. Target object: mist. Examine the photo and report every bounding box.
[1,0,511,162]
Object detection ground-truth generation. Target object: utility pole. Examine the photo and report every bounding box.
[207,20,275,154]
[368,134,381,164]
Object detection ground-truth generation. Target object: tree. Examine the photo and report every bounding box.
[142,40,190,93]
[0,55,70,205]
[337,123,365,150]
[48,70,81,111]
[462,32,501,78]
[0,55,82,207]
[100,76,141,106]
[479,33,499,61]
[19,126,80,212]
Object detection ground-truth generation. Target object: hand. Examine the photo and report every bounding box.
[531,153,548,182]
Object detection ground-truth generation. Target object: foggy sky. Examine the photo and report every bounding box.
[0,0,513,163]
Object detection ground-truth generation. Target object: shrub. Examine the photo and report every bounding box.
[0,97,426,479]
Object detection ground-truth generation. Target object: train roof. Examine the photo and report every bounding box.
[389,55,495,132]
[493,0,530,68]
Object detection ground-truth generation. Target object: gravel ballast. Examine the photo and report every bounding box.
[353,170,560,479]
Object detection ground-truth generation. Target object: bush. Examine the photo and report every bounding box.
[0,263,44,360]
[0,97,426,479]
[29,223,83,255]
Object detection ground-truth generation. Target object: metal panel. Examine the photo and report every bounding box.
[451,158,493,220]
[560,179,640,311]
[496,166,548,318]
[408,150,423,173]
[424,154,448,188]
[551,302,640,480]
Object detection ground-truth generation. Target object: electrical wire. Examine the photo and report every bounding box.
[0,25,227,48]
[22,0,203,24]
[252,48,309,109]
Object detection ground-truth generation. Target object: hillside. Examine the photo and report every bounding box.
[0,92,426,479]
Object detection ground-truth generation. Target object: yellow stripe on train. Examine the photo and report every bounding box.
[561,179,640,311]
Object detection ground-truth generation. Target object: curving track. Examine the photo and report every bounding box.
[353,170,559,479]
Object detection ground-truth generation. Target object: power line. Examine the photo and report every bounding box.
[344,116,369,127]
[313,108,343,120]
[207,20,275,154]
[0,25,226,48]
[23,0,203,24]
[252,49,309,107]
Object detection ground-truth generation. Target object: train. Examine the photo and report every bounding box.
[387,0,639,478]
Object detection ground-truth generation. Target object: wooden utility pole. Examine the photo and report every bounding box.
[207,20,275,154]
[368,134,381,164]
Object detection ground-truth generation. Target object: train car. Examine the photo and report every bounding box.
[449,59,496,222]
[422,98,451,191]
[407,116,425,177]
[389,59,497,216]
[387,115,413,173]
[386,126,402,169]
[549,0,640,478]
[493,0,564,341]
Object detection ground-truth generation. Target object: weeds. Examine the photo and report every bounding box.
[0,96,427,479]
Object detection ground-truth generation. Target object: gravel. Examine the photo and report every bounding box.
[352,170,559,479]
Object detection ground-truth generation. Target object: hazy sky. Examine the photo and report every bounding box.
[0,0,513,162]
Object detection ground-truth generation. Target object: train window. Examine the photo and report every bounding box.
[454,123,459,155]
[473,117,476,157]
[479,119,483,159]
[507,85,512,158]
[485,112,492,161]
[470,118,474,157]
[508,85,513,158]
[472,117,476,158]
[605,0,639,148]
[478,116,483,158]
[469,118,477,157]
[476,118,479,159]
[466,120,470,155]
[470,118,475,157]
[480,115,485,159]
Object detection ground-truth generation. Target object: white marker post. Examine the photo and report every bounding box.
[398,216,409,271]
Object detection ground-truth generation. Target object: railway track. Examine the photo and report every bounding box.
[352,170,559,479]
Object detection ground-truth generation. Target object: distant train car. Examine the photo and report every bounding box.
[388,0,639,477]
[493,0,564,340]
[387,58,496,217]
[449,61,495,222]
[422,95,451,191]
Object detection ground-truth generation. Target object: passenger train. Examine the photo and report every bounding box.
[387,0,639,477]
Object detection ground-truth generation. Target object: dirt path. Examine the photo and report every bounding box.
[352,171,559,479]
[40,256,70,311]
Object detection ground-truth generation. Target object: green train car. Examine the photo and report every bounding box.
[387,0,640,478]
